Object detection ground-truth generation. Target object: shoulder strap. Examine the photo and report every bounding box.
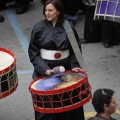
[63,20,86,71]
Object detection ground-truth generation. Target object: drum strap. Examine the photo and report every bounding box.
[63,20,87,71]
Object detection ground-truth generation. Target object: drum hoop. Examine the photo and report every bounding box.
[29,70,88,95]
[0,47,16,75]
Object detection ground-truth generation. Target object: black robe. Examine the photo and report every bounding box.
[28,20,85,120]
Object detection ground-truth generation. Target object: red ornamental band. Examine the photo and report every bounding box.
[29,70,92,113]
[0,47,18,99]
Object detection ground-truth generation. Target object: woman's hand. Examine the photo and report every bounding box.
[45,70,53,75]
[72,67,82,72]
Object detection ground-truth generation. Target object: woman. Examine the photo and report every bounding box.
[92,88,117,120]
[28,0,84,120]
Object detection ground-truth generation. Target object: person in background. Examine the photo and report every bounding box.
[0,0,33,14]
[61,0,86,26]
[100,21,120,48]
[81,5,101,44]
[40,0,86,26]
[15,0,33,14]
[92,88,117,120]
[28,0,85,120]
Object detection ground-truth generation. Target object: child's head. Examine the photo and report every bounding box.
[88,117,103,120]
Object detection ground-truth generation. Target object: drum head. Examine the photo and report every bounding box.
[0,50,14,71]
[31,71,85,91]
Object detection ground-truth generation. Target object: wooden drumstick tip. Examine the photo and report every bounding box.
[53,66,65,74]
[59,66,65,72]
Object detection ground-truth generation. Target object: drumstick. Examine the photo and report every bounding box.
[52,66,65,74]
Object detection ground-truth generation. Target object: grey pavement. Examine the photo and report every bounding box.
[0,0,120,120]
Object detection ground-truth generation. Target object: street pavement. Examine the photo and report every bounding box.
[0,0,120,120]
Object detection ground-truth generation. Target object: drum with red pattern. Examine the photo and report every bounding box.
[29,70,92,113]
[0,47,18,99]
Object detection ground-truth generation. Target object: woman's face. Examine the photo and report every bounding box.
[45,3,59,24]
[105,96,117,115]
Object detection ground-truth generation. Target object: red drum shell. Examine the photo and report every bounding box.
[0,47,18,99]
[29,70,92,113]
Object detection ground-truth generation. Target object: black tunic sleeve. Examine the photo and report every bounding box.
[28,24,50,75]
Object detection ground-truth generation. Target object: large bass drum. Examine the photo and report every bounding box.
[0,47,18,99]
[29,70,92,113]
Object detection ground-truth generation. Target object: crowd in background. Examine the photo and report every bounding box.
[0,0,120,48]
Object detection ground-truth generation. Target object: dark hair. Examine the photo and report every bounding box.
[88,117,103,120]
[92,88,114,113]
[43,0,64,24]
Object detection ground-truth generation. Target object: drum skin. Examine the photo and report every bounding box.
[0,47,18,99]
[29,70,92,113]
[94,0,120,23]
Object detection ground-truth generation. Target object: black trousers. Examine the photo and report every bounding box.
[61,0,85,16]
[35,107,85,120]
[101,21,120,45]
[84,5,101,42]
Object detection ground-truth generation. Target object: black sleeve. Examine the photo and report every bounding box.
[28,26,50,75]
